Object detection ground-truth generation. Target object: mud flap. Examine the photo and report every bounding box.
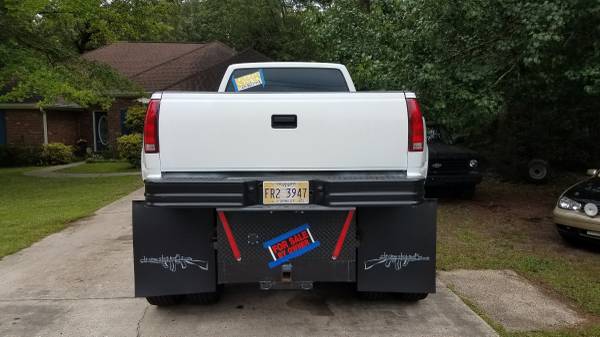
[356,200,437,293]
[132,201,216,297]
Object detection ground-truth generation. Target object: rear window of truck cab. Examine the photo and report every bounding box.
[225,68,349,92]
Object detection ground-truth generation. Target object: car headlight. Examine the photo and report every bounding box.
[584,203,598,217]
[558,196,582,211]
[469,159,478,168]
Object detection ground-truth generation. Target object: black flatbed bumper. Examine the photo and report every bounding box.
[426,172,482,187]
[144,171,424,207]
[132,200,438,296]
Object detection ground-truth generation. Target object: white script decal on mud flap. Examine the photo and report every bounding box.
[364,252,430,271]
[139,254,208,272]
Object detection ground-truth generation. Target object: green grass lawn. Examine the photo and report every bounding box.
[438,178,600,337]
[57,161,139,174]
[0,167,142,258]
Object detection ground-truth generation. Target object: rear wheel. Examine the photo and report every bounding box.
[527,159,550,183]
[146,295,184,306]
[187,288,221,304]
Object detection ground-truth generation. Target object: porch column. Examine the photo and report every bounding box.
[41,108,48,145]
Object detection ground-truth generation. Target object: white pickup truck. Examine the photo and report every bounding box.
[133,62,437,306]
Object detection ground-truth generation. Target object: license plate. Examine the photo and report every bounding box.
[263,181,309,205]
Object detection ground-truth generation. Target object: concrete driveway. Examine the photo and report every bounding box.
[0,189,497,337]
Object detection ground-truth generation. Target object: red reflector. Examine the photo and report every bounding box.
[143,99,160,153]
[407,98,424,152]
[218,211,242,262]
[331,210,355,260]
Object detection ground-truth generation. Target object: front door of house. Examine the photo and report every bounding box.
[93,111,108,152]
[0,111,6,145]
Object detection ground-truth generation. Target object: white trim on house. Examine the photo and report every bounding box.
[41,109,48,145]
[0,103,39,109]
[0,103,83,110]
[92,111,98,152]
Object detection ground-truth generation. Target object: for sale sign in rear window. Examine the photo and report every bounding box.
[231,70,265,91]
[263,224,320,268]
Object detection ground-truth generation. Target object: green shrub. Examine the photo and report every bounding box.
[40,143,75,165]
[124,104,147,134]
[74,139,89,158]
[16,146,44,165]
[117,133,142,167]
[0,145,10,166]
[0,144,74,167]
[0,145,43,167]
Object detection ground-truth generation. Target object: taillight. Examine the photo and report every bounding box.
[143,99,160,153]
[407,98,424,152]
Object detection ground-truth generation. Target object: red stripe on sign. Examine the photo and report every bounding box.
[218,211,241,261]
[331,210,355,260]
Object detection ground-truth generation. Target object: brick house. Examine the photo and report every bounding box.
[0,42,271,152]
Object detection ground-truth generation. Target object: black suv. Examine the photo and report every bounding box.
[426,123,482,198]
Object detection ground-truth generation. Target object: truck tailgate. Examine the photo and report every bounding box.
[158,92,408,172]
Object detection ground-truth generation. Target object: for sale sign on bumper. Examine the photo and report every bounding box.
[263,224,320,268]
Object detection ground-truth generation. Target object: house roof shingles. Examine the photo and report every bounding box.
[1,42,271,108]
[167,48,273,91]
[82,41,237,92]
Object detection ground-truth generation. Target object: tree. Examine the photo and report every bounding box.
[172,0,321,61]
[124,104,147,134]
[304,0,600,169]
[1,0,598,170]
[0,0,178,108]
[2,0,178,54]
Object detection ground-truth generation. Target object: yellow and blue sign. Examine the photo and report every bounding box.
[232,70,265,91]
[263,224,319,268]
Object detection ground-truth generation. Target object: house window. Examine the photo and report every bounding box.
[120,108,129,135]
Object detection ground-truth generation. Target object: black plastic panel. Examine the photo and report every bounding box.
[216,208,356,284]
[356,200,437,293]
[132,201,216,297]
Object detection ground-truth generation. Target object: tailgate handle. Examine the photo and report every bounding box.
[271,114,297,129]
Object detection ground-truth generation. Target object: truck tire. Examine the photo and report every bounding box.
[399,292,428,301]
[146,295,184,306]
[187,291,221,304]
[527,159,550,184]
